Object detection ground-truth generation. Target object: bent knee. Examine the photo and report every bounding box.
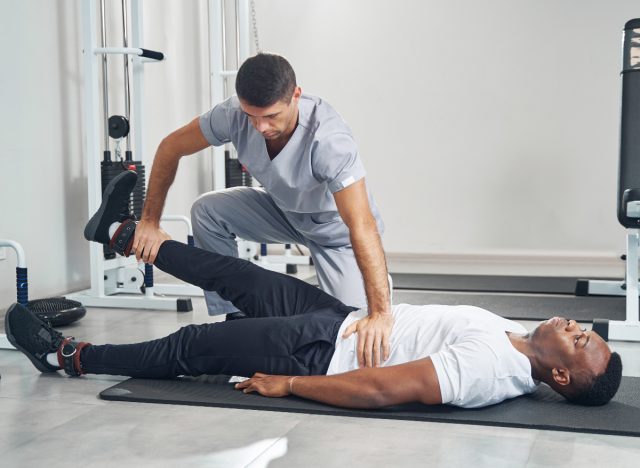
[191,191,232,228]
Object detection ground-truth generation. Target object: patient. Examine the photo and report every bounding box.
[4,172,622,409]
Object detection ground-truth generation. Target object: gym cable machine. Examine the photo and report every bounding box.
[578,19,640,342]
[67,0,194,311]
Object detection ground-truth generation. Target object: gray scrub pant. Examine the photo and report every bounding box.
[191,186,367,315]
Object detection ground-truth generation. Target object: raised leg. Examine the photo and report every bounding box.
[154,240,356,319]
[191,187,306,315]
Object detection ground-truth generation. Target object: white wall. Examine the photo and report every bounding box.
[0,1,86,308]
[255,0,639,274]
[0,0,211,309]
[1,0,638,310]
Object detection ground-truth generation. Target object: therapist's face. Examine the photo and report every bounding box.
[240,86,301,140]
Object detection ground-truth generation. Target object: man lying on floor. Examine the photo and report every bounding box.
[4,171,622,409]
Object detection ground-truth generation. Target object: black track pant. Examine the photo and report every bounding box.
[80,241,357,378]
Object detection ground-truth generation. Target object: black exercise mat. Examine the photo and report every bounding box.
[305,273,615,295]
[392,290,626,322]
[100,375,640,437]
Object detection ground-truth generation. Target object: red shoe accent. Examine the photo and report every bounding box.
[57,338,91,375]
[57,338,72,369]
[74,342,91,375]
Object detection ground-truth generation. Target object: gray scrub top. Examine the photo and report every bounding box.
[199,93,384,247]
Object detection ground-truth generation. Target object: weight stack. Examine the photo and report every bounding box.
[618,19,640,227]
[225,151,253,188]
[101,160,146,259]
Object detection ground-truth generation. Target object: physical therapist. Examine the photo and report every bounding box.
[133,53,391,368]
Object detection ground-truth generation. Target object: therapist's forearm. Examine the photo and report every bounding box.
[350,219,390,315]
[142,117,212,223]
[142,142,182,224]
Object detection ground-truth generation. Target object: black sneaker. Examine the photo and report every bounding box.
[84,170,138,244]
[4,303,65,373]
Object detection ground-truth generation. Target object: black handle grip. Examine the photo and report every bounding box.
[139,48,164,61]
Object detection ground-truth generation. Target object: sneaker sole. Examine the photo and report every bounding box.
[4,304,59,373]
[83,170,137,242]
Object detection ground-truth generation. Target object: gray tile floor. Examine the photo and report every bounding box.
[2,278,640,467]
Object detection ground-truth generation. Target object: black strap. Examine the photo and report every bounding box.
[60,339,82,376]
[110,219,136,256]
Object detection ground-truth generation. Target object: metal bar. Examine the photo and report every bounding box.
[234,0,241,67]
[161,214,194,236]
[94,46,150,56]
[607,320,640,341]
[626,230,640,324]
[235,0,250,164]
[221,0,228,71]
[131,0,145,169]
[237,0,250,61]
[583,280,627,297]
[121,0,132,152]
[65,290,187,311]
[208,0,226,191]
[83,0,107,297]
[99,0,110,151]
[0,239,27,268]
[153,283,205,297]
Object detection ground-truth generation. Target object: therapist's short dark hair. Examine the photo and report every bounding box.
[235,53,297,107]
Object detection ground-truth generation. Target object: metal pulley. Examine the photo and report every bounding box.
[108,115,130,139]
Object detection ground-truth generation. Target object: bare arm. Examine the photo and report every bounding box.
[333,178,392,367]
[134,117,210,263]
[236,358,443,409]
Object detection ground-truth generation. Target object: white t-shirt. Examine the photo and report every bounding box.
[199,93,384,248]
[326,304,539,408]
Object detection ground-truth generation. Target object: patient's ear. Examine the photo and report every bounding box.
[552,367,571,386]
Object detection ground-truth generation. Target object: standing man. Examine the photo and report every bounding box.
[133,53,391,367]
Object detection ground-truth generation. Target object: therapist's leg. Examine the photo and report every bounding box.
[191,186,305,315]
[306,242,369,309]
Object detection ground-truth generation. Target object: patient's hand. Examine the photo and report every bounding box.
[235,372,291,398]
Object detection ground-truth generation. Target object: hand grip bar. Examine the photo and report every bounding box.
[94,47,164,61]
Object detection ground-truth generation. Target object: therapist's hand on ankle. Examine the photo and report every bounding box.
[133,219,172,264]
[343,313,394,368]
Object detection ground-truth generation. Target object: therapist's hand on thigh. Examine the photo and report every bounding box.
[343,313,394,368]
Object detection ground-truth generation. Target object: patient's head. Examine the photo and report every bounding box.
[529,317,622,405]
